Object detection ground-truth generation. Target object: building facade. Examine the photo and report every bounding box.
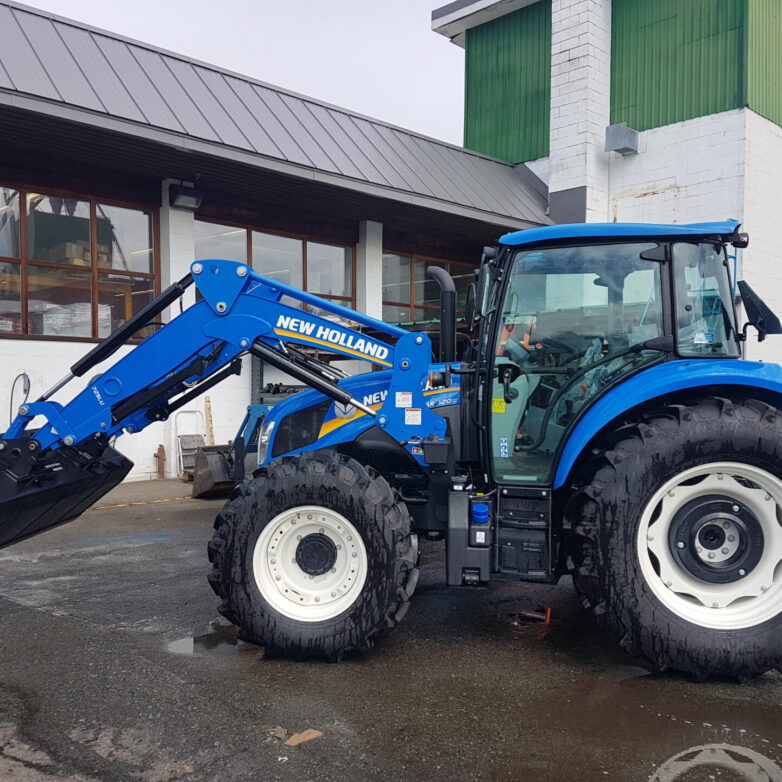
[0,1,549,480]
[434,0,782,364]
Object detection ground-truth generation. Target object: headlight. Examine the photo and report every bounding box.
[256,419,276,465]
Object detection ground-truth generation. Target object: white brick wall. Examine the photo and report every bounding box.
[607,110,746,225]
[549,0,611,220]
[741,110,782,364]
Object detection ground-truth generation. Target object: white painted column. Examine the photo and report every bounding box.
[548,0,612,222]
[355,220,384,319]
[159,179,197,477]
[160,179,196,315]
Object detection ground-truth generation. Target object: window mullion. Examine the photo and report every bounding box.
[90,201,98,338]
[20,189,28,335]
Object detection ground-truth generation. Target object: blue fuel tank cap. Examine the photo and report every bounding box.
[471,503,490,524]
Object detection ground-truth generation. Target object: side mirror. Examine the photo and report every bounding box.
[475,263,492,318]
[464,282,477,328]
[737,280,782,342]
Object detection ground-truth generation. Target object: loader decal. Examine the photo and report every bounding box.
[274,315,391,365]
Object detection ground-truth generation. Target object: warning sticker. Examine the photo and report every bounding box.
[404,408,422,426]
[694,332,716,345]
[492,397,507,414]
[395,391,413,408]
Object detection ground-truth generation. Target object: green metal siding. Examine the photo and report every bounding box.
[746,0,782,126]
[611,0,746,131]
[464,1,550,163]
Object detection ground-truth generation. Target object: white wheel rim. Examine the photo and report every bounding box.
[253,505,368,622]
[650,744,782,782]
[637,461,782,630]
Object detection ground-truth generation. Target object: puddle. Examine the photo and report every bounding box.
[166,623,264,658]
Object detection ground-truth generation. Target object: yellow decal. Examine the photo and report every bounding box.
[492,397,507,414]
[318,403,383,437]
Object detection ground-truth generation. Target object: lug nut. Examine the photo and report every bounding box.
[728,535,736,542]
[738,569,747,577]
[676,541,685,550]
[731,505,740,513]
[708,552,716,559]
[721,548,729,555]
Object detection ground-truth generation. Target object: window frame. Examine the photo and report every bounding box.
[381,252,476,324]
[194,217,357,307]
[0,181,160,343]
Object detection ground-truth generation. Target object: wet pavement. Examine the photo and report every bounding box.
[0,479,779,781]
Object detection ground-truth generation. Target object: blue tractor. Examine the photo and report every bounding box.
[1,220,781,680]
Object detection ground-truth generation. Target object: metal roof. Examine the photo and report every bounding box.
[499,220,742,246]
[0,0,549,229]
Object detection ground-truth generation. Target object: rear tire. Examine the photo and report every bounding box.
[207,450,418,660]
[567,396,782,680]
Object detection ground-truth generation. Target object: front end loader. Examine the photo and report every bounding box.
[2,220,781,680]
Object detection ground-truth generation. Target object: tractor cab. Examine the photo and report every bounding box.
[475,223,744,487]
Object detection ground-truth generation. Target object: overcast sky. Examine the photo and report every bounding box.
[20,0,465,144]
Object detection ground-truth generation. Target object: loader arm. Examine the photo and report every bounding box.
[0,259,442,548]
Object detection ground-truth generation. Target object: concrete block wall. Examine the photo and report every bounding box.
[607,110,746,225]
[742,110,782,364]
[548,0,611,221]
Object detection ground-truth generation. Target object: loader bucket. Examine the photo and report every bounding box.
[191,445,234,499]
[0,441,132,550]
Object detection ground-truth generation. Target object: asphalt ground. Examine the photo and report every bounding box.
[0,479,780,782]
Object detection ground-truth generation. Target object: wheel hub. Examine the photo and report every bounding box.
[668,495,764,583]
[252,505,368,622]
[295,532,338,576]
[638,463,782,629]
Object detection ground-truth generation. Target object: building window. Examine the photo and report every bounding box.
[195,220,355,307]
[382,253,475,325]
[0,185,157,339]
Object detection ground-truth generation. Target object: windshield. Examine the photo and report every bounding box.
[672,242,739,357]
[490,242,665,484]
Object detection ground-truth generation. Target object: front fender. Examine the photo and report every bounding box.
[554,359,782,489]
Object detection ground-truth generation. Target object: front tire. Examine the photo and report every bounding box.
[568,396,782,680]
[207,450,418,660]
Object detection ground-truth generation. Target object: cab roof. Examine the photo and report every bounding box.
[499,220,741,247]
